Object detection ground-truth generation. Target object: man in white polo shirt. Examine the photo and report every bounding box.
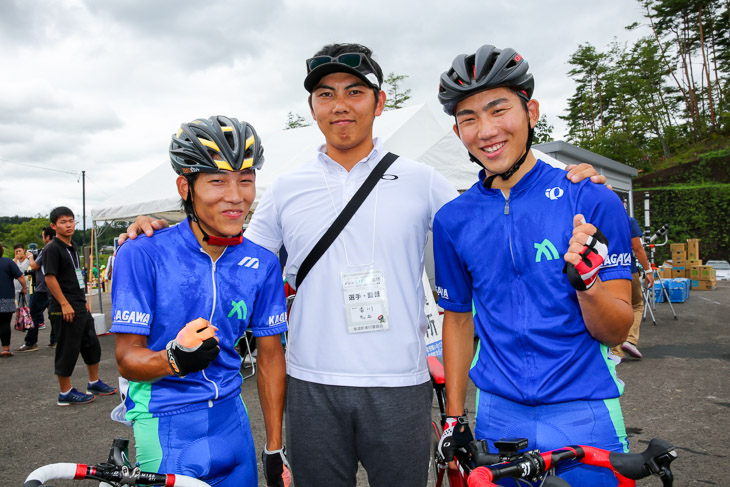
[246,43,457,486]
[125,42,606,487]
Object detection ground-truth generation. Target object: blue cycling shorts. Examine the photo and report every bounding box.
[133,394,257,486]
[475,390,628,487]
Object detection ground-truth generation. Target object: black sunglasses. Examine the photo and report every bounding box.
[305,53,377,78]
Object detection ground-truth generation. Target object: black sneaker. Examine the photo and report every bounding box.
[58,388,95,406]
[16,343,38,352]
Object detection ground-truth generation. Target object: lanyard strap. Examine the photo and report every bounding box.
[295,152,398,289]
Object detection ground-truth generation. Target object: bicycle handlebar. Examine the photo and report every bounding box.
[23,462,210,487]
[467,437,677,487]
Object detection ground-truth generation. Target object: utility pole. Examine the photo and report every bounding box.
[82,170,86,249]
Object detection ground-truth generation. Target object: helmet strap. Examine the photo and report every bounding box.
[480,119,535,189]
[187,188,244,247]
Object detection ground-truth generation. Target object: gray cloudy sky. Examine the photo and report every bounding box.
[0,0,648,220]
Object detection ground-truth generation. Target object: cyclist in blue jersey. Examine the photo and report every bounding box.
[434,45,633,486]
[111,116,289,487]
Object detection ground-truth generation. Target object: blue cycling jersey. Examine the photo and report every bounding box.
[111,218,288,418]
[434,160,632,406]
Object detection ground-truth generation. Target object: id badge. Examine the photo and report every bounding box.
[341,268,389,333]
[75,268,84,289]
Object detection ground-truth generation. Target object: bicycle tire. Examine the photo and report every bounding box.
[428,420,443,487]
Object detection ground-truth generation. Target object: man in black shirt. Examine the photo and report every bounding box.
[44,206,117,406]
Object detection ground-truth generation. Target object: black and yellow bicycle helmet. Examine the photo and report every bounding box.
[169,116,264,175]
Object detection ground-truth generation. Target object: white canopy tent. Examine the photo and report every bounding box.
[90,103,564,223]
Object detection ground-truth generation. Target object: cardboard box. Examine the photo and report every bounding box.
[687,239,700,261]
[690,266,716,280]
[670,243,686,252]
[659,267,672,279]
[671,267,686,278]
[691,279,716,291]
[700,266,715,279]
[672,250,687,262]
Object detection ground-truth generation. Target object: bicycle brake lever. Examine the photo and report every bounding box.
[658,465,674,487]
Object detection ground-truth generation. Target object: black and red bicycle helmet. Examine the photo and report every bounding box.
[438,45,536,188]
[438,45,534,116]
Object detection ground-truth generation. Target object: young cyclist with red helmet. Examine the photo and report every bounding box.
[434,45,634,486]
[111,116,289,486]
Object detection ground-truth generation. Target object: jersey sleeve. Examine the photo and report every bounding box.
[249,257,288,337]
[244,184,284,254]
[433,211,473,312]
[110,241,156,335]
[578,185,632,282]
[629,217,643,239]
[429,169,459,229]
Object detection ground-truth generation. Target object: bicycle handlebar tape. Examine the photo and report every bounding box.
[167,337,220,377]
[563,227,609,291]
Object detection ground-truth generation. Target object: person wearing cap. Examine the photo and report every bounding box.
[123,44,605,486]
[245,42,460,486]
[111,116,289,486]
[434,45,633,485]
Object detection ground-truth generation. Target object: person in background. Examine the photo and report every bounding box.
[99,264,106,292]
[44,206,117,405]
[612,214,654,360]
[17,227,56,352]
[13,243,30,301]
[1,243,28,357]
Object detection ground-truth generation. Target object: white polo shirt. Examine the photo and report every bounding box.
[246,138,458,387]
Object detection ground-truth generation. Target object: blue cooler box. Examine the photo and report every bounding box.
[655,278,690,303]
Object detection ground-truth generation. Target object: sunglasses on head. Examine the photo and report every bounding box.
[305,52,377,77]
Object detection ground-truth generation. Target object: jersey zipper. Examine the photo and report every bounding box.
[502,190,517,271]
[503,189,532,395]
[200,247,227,404]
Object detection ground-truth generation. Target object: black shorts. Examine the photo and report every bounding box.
[52,309,101,377]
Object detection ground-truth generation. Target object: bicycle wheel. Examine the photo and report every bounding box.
[428,420,445,487]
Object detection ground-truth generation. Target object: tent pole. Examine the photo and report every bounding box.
[93,224,103,313]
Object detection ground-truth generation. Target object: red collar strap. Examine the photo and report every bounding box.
[192,217,244,246]
[204,233,243,246]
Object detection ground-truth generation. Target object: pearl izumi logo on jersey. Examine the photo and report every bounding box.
[114,310,151,325]
[237,256,259,269]
[534,239,560,262]
[228,300,248,320]
[600,253,632,268]
[545,187,564,200]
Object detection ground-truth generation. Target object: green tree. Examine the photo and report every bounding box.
[383,72,411,110]
[2,217,48,254]
[284,112,311,130]
[639,0,729,136]
[533,115,555,144]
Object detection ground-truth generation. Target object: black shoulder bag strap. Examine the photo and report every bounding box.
[295,152,399,289]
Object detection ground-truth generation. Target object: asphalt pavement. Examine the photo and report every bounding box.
[2,282,729,486]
